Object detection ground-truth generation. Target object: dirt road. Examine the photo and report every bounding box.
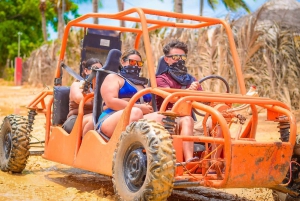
[0,82,297,201]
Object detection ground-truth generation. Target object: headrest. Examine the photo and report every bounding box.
[102,49,122,73]
[155,56,169,76]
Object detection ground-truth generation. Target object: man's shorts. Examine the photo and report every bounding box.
[174,117,209,136]
[193,120,210,136]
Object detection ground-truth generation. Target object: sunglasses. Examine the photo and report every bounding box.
[125,59,144,67]
[166,54,187,61]
[86,65,100,70]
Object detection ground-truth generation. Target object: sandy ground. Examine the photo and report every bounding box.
[0,81,299,201]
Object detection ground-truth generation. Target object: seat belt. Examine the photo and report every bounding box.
[60,62,94,93]
[61,62,84,81]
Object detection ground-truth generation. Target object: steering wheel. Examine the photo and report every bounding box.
[198,75,230,93]
[193,75,230,117]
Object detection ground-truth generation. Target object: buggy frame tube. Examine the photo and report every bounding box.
[54,8,246,93]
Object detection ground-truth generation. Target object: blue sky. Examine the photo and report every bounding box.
[47,0,292,39]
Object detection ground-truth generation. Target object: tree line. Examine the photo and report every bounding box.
[0,0,80,77]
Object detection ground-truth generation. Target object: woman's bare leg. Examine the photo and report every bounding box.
[101,107,143,138]
[82,113,93,136]
[143,112,165,124]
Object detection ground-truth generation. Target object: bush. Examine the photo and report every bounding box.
[2,67,14,81]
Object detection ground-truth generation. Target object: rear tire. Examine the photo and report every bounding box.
[112,119,176,201]
[272,128,300,200]
[0,115,30,173]
[273,191,300,201]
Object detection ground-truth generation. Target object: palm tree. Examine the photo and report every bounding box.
[72,0,102,24]
[116,0,125,27]
[50,0,80,40]
[57,0,64,39]
[47,0,67,39]
[174,0,183,23]
[174,0,183,36]
[199,0,251,16]
[39,0,47,41]
[92,0,99,24]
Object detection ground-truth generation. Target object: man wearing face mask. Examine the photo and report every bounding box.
[156,40,201,108]
[97,49,164,138]
[156,40,201,163]
[156,40,224,169]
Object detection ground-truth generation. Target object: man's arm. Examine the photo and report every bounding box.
[155,74,172,111]
[187,81,201,90]
[156,74,171,88]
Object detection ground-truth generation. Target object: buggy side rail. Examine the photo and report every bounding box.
[27,90,53,112]
[121,87,296,188]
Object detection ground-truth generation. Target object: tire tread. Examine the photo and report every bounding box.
[0,115,30,173]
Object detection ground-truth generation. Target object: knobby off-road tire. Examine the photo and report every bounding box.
[0,115,30,173]
[272,125,300,201]
[112,119,176,201]
[273,192,300,201]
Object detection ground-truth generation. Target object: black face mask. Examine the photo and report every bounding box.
[168,60,195,86]
[120,65,148,85]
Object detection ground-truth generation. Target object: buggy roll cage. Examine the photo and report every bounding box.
[25,8,297,189]
[54,7,247,95]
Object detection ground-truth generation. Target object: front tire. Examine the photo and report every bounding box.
[0,115,30,173]
[112,119,176,201]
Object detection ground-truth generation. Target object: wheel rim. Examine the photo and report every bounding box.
[4,129,12,159]
[124,143,147,192]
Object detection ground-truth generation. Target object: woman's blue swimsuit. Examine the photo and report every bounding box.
[97,79,151,132]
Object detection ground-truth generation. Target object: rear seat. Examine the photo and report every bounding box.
[52,86,70,126]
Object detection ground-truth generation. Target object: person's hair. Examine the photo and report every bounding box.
[120,49,142,63]
[81,57,102,77]
[119,49,142,70]
[163,40,188,55]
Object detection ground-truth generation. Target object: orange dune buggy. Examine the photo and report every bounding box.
[0,7,298,201]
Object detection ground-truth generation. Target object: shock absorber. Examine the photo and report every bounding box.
[278,116,290,142]
[276,116,300,197]
[27,109,37,135]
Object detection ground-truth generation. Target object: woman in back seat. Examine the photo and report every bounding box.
[62,58,103,135]
[97,49,161,138]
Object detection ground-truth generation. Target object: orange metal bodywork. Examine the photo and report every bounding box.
[27,8,296,189]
